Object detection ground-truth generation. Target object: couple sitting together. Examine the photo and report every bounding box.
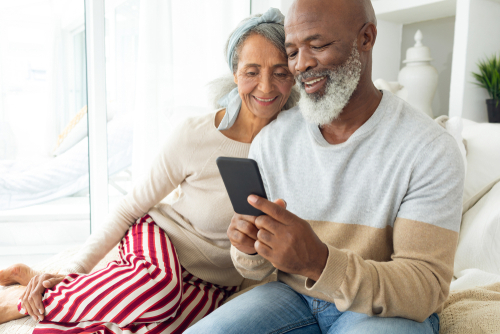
[0,0,464,333]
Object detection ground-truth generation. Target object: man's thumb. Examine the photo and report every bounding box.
[274,198,287,209]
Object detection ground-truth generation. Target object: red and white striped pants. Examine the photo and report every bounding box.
[19,215,238,333]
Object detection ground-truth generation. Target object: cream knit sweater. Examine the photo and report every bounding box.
[60,111,250,287]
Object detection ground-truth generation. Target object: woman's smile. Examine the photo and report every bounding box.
[253,95,278,106]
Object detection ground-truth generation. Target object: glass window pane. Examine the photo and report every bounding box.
[104,0,251,213]
[0,0,89,267]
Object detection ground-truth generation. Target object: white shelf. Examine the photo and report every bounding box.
[373,0,456,24]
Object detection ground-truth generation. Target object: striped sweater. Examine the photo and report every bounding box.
[231,90,465,322]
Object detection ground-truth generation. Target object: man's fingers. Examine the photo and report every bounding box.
[274,198,287,209]
[254,240,273,259]
[254,215,281,234]
[235,220,258,240]
[233,213,257,225]
[248,195,293,223]
[231,229,256,248]
[256,228,274,246]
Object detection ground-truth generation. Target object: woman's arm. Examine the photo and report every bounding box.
[60,118,195,275]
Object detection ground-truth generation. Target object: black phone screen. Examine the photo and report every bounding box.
[216,157,268,216]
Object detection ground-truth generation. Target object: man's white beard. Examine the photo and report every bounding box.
[297,42,362,126]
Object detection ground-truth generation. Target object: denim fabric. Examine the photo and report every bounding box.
[185,281,440,334]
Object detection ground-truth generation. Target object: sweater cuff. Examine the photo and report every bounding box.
[58,262,88,276]
[305,244,348,296]
[230,245,268,269]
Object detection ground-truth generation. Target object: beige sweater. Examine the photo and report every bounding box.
[60,111,250,287]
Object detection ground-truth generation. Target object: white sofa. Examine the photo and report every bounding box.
[1,118,499,334]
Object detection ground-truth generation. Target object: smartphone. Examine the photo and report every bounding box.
[216,157,268,216]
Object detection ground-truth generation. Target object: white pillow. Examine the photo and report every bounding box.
[454,181,500,278]
[461,119,500,213]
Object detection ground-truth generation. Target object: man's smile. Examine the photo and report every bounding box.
[303,76,327,94]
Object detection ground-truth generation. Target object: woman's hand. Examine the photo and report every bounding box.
[20,273,66,321]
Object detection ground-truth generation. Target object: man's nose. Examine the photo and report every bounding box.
[295,51,317,74]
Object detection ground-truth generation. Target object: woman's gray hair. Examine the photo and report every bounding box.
[207,13,299,111]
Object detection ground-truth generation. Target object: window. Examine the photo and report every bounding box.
[0,0,89,267]
[0,0,251,268]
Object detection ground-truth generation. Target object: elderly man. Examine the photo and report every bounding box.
[186,0,463,333]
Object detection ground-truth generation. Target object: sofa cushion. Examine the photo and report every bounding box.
[461,119,500,213]
[454,181,500,278]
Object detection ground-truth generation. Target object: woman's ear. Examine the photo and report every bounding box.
[233,72,239,85]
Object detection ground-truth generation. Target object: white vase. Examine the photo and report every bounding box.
[397,30,438,118]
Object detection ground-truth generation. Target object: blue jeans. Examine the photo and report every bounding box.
[185,281,440,334]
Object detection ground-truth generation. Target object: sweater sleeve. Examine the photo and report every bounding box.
[304,133,465,322]
[230,132,276,280]
[59,118,197,275]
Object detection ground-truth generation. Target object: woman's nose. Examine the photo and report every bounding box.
[295,51,317,73]
[258,75,273,94]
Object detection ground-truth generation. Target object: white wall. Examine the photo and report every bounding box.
[251,0,294,16]
[401,17,455,117]
[450,0,500,122]
[372,19,403,82]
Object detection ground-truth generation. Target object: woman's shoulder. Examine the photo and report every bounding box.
[171,108,218,133]
[160,109,220,154]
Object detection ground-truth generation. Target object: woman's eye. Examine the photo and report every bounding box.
[246,72,257,76]
[274,72,288,78]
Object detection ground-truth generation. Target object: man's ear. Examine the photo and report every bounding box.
[359,22,377,52]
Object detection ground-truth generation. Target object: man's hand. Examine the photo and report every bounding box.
[227,199,287,255]
[249,195,329,282]
[20,273,65,321]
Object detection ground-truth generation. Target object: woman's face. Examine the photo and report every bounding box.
[234,34,295,120]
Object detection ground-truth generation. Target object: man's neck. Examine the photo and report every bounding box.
[319,82,382,145]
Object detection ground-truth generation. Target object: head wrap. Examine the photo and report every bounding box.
[218,7,285,131]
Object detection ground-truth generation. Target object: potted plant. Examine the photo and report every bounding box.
[472,54,500,123]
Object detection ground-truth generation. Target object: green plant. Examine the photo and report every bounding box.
[472,54,500,103]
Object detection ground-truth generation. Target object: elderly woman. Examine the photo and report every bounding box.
[0,8,297,334]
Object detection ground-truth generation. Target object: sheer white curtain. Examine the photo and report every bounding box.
[131,0,250,180]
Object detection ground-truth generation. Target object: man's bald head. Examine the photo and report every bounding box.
[286,0,376,33]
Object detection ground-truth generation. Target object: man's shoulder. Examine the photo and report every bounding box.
[256,106,304,142]
[383,92,449,151]
[250,106,305,163]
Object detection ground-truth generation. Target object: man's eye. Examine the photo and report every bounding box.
[312,42,332,51]
[287,52,297,59]
[312,45,326,50]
